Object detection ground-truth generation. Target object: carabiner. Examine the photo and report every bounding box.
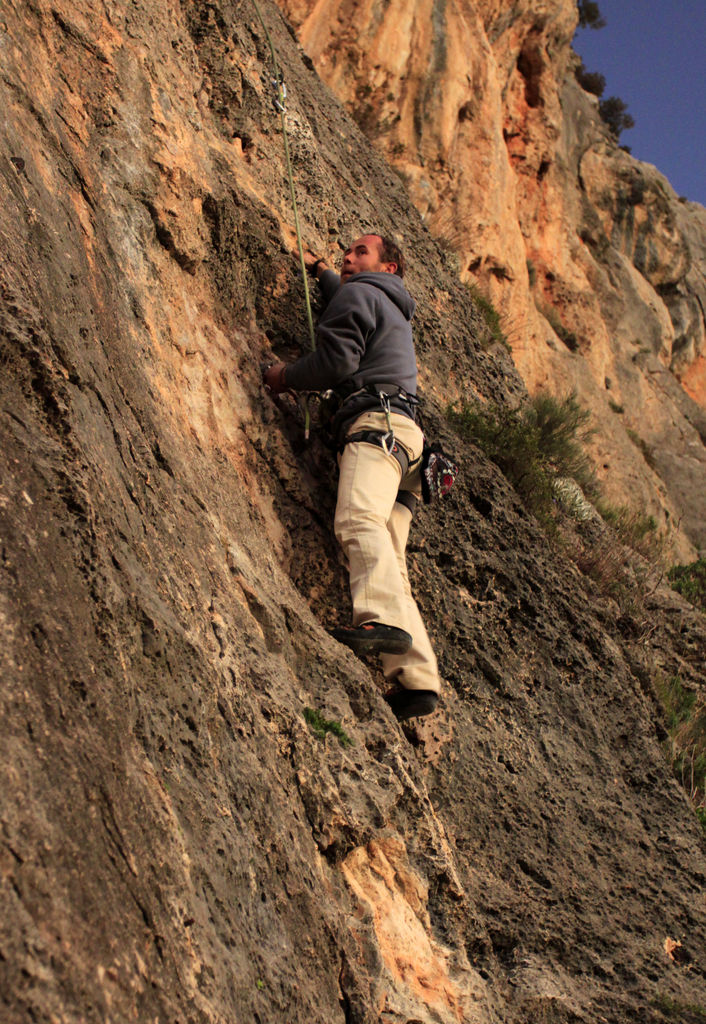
[271,76,287,111]
[380,431,395,455]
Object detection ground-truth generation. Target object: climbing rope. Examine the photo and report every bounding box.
[250,0,316,353]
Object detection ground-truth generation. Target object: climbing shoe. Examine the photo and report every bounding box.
[384,687,439,721]
[329,623,413,656]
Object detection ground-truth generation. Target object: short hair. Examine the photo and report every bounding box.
[376,235,405,278]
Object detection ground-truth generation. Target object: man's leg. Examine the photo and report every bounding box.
[334,436,409,631]
[380,499,441,694]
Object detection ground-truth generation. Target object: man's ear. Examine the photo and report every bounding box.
[382,261,398,275]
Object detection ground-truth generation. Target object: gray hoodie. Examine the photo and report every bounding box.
[285,270,418,440]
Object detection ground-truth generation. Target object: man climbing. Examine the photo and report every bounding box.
[263,234,440,720]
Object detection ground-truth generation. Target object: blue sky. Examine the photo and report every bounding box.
[573,0,706,206]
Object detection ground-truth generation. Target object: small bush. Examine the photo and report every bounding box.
[599,96,635,141]
[530,394,595,488]
[450,400,554,517]
[654,993,706,1021]
[303,707,353,747]
[542,305,580,351]
[656,674,697,732]
[575,62,606,97]
[448,392,594,523]
[625,427,657,470]
[668,558,706,612]
[577,1,606,30]
[449,394,677,614]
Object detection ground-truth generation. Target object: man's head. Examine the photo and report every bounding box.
[340,234,405,282]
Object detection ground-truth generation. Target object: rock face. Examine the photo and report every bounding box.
[1,2,705,1024]
[279,0,706,559]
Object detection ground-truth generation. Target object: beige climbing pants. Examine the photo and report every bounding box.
[334,410,440,694]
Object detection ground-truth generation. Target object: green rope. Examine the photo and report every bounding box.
[251,0,316,353]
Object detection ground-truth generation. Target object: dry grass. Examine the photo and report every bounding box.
[655,674,706,830]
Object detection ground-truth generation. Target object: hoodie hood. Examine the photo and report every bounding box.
[346,271,416,321]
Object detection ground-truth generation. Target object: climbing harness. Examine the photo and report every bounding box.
[340,429,410,476]
[336,382,419,420]
[330,383,421,465]
[395,490,418,513]
[337,387,420,475]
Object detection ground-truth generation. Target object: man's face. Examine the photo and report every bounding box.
[340,235,397,282]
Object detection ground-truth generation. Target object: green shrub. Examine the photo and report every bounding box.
[303,707,352,747]
[656,674,697,732]
[448,392,594,522]
[575,62,606,97]
[625,427,656,470]
[541,305,580,351]
[449,394,678,612]
[449,394,679,615]
[654,993,706,1021]
[575,6,634,143]
[599,96,635,141]
[530,394,595,486]
[668,558,706,612]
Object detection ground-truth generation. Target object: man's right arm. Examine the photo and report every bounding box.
[283,283,378,393]
[264,261,345,396]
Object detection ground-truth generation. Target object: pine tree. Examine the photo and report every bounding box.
[599,96,635,141]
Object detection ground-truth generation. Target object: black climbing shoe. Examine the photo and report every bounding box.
[329,623,413,656]
[384,687,439,721]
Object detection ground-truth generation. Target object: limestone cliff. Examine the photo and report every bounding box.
[280,0,706,560]
[1,2,706,1024]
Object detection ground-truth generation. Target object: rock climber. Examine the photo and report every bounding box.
[263,234,440,720]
